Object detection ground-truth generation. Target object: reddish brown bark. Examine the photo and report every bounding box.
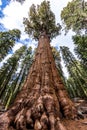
[0,33,77,130]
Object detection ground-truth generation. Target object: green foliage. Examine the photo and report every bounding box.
[60,46,87,98]
[23,0,61,40]
[61,0,87,34]
[0,29,21,61]
[0,46,26,99]
[0,46,33,109]
[66,77,81,98]
[72,35,87,67]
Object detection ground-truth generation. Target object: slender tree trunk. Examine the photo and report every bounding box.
[0,33,77,130]
[0,66,15,98]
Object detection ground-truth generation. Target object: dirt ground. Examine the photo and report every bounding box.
[62,118,87,130]
[62,98,87,130]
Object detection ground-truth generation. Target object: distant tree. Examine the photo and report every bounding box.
[60,46,87,97]
[66,77,80,98]
[72,35,87,68]
[0,46,26,99]
[2,47,33,110]
[0,29,21,61]
[61,0,87,72]
[61,0,87,34]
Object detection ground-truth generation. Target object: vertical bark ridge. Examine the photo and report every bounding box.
[44,35,77,119]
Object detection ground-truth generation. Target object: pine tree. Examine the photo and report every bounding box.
[60,46,87,97]
[3,47,33,110]
[72,35,87,69]
[0,29,21,61]
[61,0,87,34]
[0,46,26,99]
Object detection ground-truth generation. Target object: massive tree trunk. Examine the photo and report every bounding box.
[0,33,77,130]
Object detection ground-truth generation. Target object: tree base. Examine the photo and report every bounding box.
[0,91,77,130]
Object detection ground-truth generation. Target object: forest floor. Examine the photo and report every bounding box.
[62,118,87,130]
[62,97,87,130]
[0,97,87,130]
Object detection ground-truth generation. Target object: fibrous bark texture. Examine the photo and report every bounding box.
[0,34,77,130]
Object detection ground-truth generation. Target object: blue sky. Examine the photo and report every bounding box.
[0,0,10,19]
[0,0,10,8]
[0,0,9,30]
[0,0,74,47]
[0,0,78,77]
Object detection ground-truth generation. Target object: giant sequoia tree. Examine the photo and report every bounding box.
[0,1,77,130]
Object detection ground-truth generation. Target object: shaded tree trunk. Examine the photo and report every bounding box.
[0,33,77,130]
